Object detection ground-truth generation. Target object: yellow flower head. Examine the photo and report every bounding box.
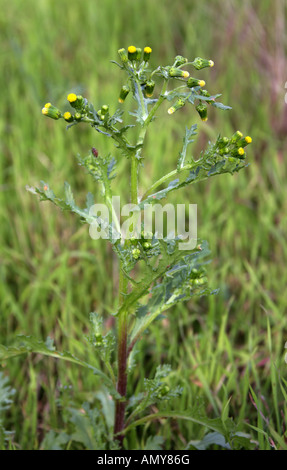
[63,111,73,122]
[67,93,77,103]
[128,45,137,54]
[182,71,190,78]
[199,80,206,87]
[144,46,152,54]
[238,147,245,156]
[245,136,252,144]
[209,60,214,67]
[41,104,61,120]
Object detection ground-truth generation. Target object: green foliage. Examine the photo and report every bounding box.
[0,336,117,395]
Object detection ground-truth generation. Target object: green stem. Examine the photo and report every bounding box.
[130,155,138,205]
[114,264,129,447]
[140,162,196,202]
[145,79,168,127]
[114,77,170,446]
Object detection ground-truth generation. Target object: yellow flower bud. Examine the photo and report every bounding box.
[67,93,77,104]
[128,45,137,60]
[42,104,61,120]
[118,85,130,103]
[169,67,189,78]
[168,98,186,115]
[67,93,84,110]
[187,77,206,88]
[231,130,243,143]
[191,57,214,70]
[143,46,152,62]
[63,111,73,122]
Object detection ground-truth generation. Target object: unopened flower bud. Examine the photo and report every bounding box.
[219,146,230,155]
[238,135,252,147]
[144,80,155,98]
[168,98,186,114]
[135,47,142,61]
[132,248,141,260]
[118,48,128,63]
[217,136,229,148]
[187,77,206,88]
[191,57,214,70]
[101,104,109,115]
[74,112,82,121]
[200,89,211,98]
[168,67,189,78]
[94,333,102,344]
[174,55,188,67]
[196,103,208,121]
[231,130,243,143]
[97,110,105,120]
[143,46,152,62]
[118,85,130,103]
[67,93,84,109]
[41,103,61,120]
[128,45,137,61]
[63,111,74,122]
[231,147,245,159]
[237,147,245,158]
[143,241,151,250]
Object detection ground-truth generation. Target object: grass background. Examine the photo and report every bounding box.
[0,0,287,449]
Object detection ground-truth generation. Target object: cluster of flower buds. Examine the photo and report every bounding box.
[117,45,153,103]
[130,231,154,260]
[41,103,62,120]
[65,93,88,122]
[42,93,89,124]
[166,56,214,117]
[140,230,153,251]
[118,45,152,66]
[97,104,110,121]
[215,131,252,159]
[132,248,141,260]
[189,267,208,287]
[156,384,170,399]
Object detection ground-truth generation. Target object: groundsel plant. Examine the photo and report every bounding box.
[2,46,252,449]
